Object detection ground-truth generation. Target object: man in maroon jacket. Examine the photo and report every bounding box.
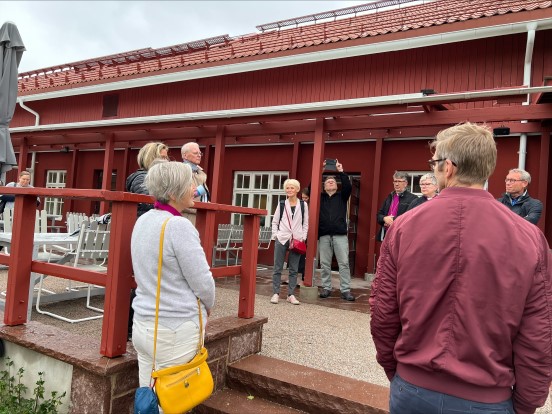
[369,122,552,414]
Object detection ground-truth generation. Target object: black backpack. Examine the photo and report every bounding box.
[277,199,305,229]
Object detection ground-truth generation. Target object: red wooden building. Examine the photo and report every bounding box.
[9,0,552,278]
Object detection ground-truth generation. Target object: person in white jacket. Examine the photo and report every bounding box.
[270,179,308,305]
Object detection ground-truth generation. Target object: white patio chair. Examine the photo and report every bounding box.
[35,220,110,323]
[257,227,273,270]
[212,224,233,266]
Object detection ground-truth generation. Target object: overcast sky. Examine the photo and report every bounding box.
[2,1,369,73]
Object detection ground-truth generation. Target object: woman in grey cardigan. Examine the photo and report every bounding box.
[131,161,215,388]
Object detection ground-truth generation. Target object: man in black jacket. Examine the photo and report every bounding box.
[318,161,355,301]
[376,171,418,241]
[497,168,542,225]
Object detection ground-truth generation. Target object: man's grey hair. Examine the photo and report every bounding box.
[419,173,437,186]
[509,168,531,184]
[181,142,199,156]
[393,171,408,181]
[145,161,193,204]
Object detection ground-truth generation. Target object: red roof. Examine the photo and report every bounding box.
[18,0,552,94]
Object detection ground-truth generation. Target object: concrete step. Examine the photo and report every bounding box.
[194,388,306,414]
[225,354,389,414]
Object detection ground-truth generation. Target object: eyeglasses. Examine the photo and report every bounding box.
[505,178,525,183]
[419,183,434,187]
[393,180,406,184]
[190,151,203,157]
[428,158,457,168]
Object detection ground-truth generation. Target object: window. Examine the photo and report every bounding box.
[102,94,119,118]
[45,170,67,216]
[232,172,288,227]
[402,171,429,196]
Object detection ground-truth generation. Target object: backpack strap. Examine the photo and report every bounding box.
[278,200,285,230]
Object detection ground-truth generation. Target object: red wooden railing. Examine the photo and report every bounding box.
[0,187,265,357]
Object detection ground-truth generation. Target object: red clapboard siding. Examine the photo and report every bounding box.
[11,33,537,128]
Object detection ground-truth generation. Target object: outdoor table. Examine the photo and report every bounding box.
[0,232,79,320]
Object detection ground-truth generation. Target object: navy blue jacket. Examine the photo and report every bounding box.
[497,191,542,225]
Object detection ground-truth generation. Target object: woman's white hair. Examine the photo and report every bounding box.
[145,161,193,204]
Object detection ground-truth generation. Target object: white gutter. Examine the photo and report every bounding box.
[519,25,536,169]
[18,17,552,103]
[10,86,552,133]
[17,98,40,126]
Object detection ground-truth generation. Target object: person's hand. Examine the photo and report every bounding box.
[336,160,343,172]
[383,215,394,226]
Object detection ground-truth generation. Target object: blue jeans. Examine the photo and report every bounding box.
[390,374,514,414]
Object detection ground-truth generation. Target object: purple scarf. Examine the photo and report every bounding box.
[154,201,182,217]
[387,193,399,217]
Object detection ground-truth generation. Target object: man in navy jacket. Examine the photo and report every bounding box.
[497,168,542,225]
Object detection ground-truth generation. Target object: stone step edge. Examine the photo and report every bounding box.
[226,354,389,414]
[194,388,306,414]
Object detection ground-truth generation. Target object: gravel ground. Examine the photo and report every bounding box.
[0,270,551,412]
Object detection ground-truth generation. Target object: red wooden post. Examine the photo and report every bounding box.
[238,214,260,318]
[367,138,383,275]
[537,128,550,232]
[195,204,216,266]
[304,118,325,287]
[100,200,136,357]
[100,134,115,215]
[210,126,225,204]
[17,138,29,174]
[4,195,38,325]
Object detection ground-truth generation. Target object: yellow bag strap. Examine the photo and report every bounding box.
[151,217,205,382]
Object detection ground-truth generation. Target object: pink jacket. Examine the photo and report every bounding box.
[271,199,308,245]
[370,187,552,414]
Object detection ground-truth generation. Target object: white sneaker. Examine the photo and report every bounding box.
[287,295,300,305]
[270,294,279,304]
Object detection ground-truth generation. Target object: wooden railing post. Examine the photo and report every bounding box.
[238,214,260,318]
[100,200,136,357]
[4,195,39,325]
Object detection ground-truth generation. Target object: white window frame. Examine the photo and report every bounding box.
[45,170,67,217]
[232,171,289,228]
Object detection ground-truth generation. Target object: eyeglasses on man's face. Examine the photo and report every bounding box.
[428,158,457,169]
[189,151,203,157]
[419,182,434,187]
[393,180,407,184]
[505,178,524,183]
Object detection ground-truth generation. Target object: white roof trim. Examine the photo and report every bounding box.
[11,86,552,133]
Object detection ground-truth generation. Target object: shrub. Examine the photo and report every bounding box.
[0,357,66,414]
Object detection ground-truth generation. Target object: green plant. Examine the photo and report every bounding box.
[0,357,66,414]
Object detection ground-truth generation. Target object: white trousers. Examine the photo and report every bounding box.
[132,318,200,388]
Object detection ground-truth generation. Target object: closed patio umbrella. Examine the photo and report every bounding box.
[0,22,25,180]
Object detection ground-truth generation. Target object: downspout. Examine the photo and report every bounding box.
[17,98,40,127]
[519,25,536,169]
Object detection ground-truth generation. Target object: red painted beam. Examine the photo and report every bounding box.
[4,195,39,325]
[101,200,136,357]
[238,215,260,318]
[304,118,325,287]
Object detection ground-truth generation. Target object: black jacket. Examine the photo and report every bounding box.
[497,191,543,225]
[318,172,352,238]
[126,169,153,217]
[406,195,435,211]
[376,190,418,241]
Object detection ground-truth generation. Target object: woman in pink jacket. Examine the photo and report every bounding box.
[270,179,309,305]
